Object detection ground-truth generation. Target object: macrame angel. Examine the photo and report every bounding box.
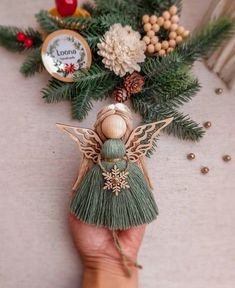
[57,104,173,230]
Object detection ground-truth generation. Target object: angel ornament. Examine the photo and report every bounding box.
[57,104,173,231]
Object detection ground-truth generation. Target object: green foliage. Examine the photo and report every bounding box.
[177,17,235,63]
[20,47,44,77]
[42,79,76,103]
[35,10,60,34]
[0,26,42,52]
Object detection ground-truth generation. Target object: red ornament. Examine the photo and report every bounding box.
[24,38,33,48]
[64,63,77,74]
[55,0,78,17]
[16,32,26,42]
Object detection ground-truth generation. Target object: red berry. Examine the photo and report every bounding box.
[55,0,77,17]
[24,38,33,48]
[16,32,26,42]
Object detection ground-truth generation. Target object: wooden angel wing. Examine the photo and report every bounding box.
[56,123,103,163]
[125,118,173,162]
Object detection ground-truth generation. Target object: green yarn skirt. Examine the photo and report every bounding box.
[70,160,158,230]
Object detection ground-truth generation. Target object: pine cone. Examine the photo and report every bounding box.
[123,72,145,94]
[113,87,130,103]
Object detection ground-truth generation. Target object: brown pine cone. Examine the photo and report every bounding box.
[123,72,145,94]
[113,87,130,103]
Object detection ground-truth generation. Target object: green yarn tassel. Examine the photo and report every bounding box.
[70,139,158,230]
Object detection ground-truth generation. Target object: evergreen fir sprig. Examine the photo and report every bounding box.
[42,79,76,103]
[177,17,235,63]
[72,87,93,120]
[20,47,44,77]
[0,26,42,52]
[35,10,60,34]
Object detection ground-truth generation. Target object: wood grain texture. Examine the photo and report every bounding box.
[0,0,234,288]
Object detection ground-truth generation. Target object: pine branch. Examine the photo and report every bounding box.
[42,79,77,103]
[81,2,95,15]
[132,97,204,142]
[177,17,235,63]
[80,30,102,49]
[35,10,60,34]
[20,47,44,77]
[72,88,93,120]
[0,26,42,52]
[136,0,182,16]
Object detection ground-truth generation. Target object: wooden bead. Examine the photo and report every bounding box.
[155,43,162,51]
[176,35,183,43]
[171,15,179,23]
[201,167,209,174]
[223,155,232,162]
[169,31,177,39]
[169,5,178,15]
[182,30,190,38]
[157,17,164,26]
[177,26,185,35]
[144,23,152,32]
[170,23,178,31]
[147,44,155,54]
[159,49,166,56]
[151,36,159,45]
[152,23,160,32]
[162,40,169,49]
[142,15,150,24]
[150,15,158,24]
[163,11,171,20]
[147,30,155,38]
[215,88,223,95]
[143,36,151,45]
[187,153,196,160]
[203,121,212,129]
[169,39,176,47]
[102,115,127,139]
[163,20,171,29]
[167,47,174,53]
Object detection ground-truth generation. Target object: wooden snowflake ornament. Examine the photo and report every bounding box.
[142,5,190,56]
[102,165,130,196]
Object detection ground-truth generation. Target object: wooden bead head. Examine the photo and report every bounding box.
[101,114,127,139]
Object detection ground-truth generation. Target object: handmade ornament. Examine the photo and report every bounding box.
[57,104,173,230]
[49,0,90,18]
[41,29,92,82]
[142,5,190,56]
[97,24,146,77]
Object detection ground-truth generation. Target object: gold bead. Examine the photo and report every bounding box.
[201,167,209,174]
[177,26,185,35]
[187,153,196,160]
[142,15,150,24]
[176,35,183,44]
[151,36,159,45]
[215,88,223,95]
[157,17,164,26]
[152,23,160,32]
[203,121,212,129]
[167,47,174,53]
[171,23,178,31]
[223,155,232,162]
[169,31,177,39]
[169,5,178,15]
[158,49,166,56]
[171,15,179,23]
[144,23,152,32]
[143,36,151,45]
[182,30,190,38]
[150,15,158,24]
[163,20,171,29]
[147,44,155,54]
[169,39,176,48]
[162,40,169,49]
[155,43,162,51]
[163,11,171,20]
[147,30,155,38]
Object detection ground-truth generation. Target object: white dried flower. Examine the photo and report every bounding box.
[97,24,146,77]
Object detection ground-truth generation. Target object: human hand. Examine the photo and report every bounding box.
[69,214,146,288]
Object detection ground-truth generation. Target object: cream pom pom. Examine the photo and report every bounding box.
[97,24,146,77]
